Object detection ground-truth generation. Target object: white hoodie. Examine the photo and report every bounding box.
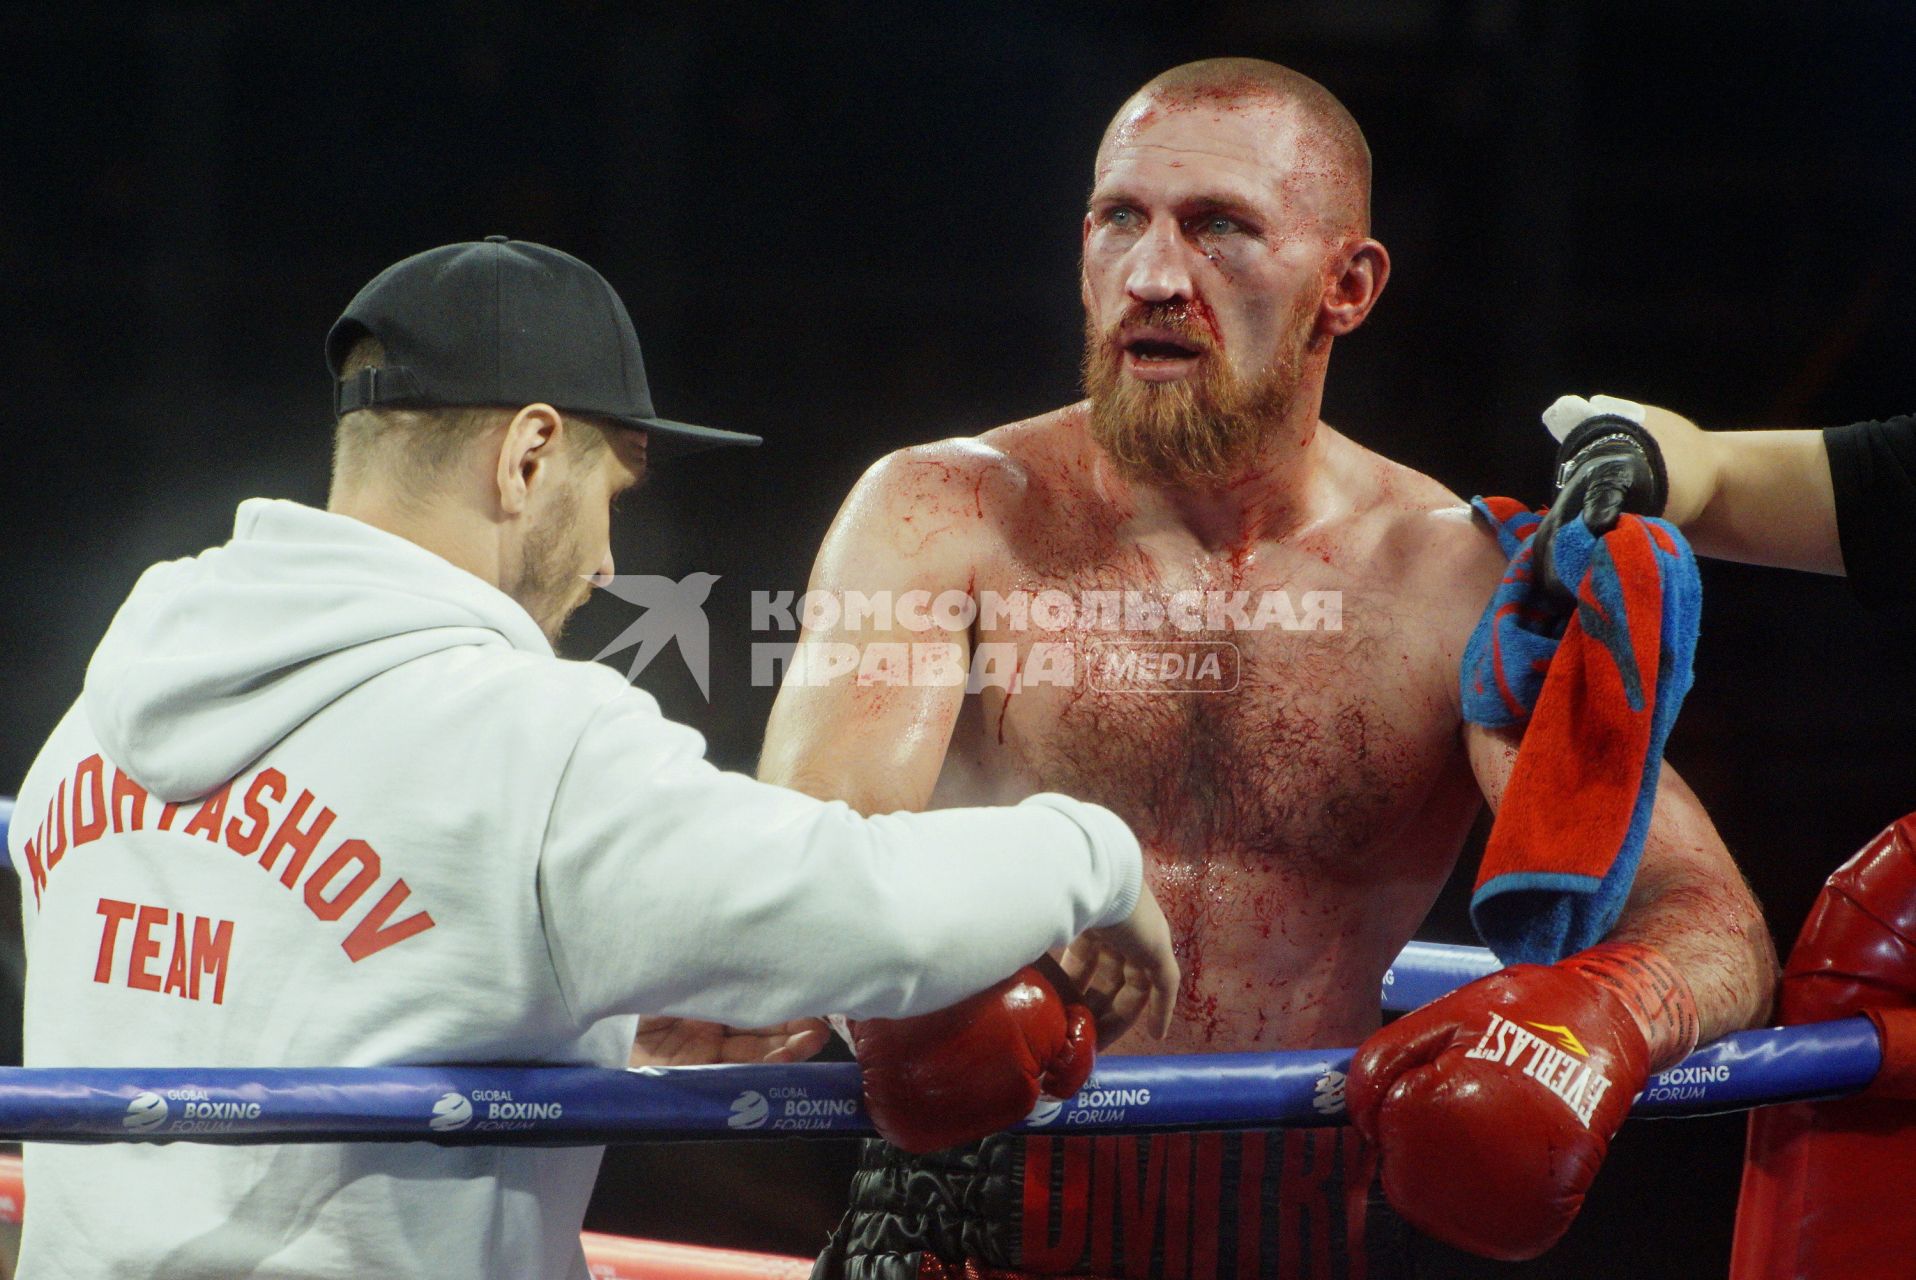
[6,498,1141,1279]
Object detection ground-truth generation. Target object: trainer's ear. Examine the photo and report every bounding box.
[495,403,564,517]
[1321,238,1389,337]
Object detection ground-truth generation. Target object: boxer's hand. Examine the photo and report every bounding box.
[1346,963,1652,1261]
[1071,881,1179,1041]
[1534,396,1667,602]
[630,1016,831,1067]
[851,956,1097,1153]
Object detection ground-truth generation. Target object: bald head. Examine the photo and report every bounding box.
[1097,58,1372,236]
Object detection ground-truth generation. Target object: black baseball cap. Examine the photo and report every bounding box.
[325,236,760,456]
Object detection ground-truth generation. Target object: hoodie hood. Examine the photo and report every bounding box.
[84,499,553,801]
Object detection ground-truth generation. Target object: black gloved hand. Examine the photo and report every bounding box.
[1534,415,1667,602]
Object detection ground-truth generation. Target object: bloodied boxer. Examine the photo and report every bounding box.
[759,60,1776,1276]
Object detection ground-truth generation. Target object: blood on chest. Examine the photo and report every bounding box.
[971,583,1456,876]
[961,595,1468,1048]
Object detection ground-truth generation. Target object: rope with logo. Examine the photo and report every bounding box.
[0,795,1890,1274]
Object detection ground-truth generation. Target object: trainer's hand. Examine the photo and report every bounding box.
[1534,395,1666,601]
[1067,881,1179,1043]
[630,1016,831,1067]
[851,956,1097,1153]
[1346,963,1651,1261]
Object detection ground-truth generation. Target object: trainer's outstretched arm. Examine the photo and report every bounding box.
[1639,406,1842,573]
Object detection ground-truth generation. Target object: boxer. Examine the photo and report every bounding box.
[759,60,1776,1277]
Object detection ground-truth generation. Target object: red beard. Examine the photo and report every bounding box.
[1082,295,1318,487]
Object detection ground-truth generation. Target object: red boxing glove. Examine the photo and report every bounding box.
[1347,942,1698,1261]
[1732,814,1916,1280]
[850,956,1096,1154]
[1778,812,1916,1095]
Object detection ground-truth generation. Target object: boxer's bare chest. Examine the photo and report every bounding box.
[934,454,1484,1049]
[952,485,1466,869]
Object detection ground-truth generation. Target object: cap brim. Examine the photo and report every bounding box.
[623,415,763,458]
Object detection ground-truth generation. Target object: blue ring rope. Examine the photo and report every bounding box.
[0,1017,1878,1146]
[0,797,1881,1144]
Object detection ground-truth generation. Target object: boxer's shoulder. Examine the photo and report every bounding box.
[974,401,1089,454]
[844,405,1093,536]
[824,429,1035,579]
[1321,429,1506,594]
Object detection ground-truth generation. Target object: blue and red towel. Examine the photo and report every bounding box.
[1461,496,1702,966]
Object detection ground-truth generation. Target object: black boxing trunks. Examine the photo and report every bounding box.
[812,1129,1416,1280]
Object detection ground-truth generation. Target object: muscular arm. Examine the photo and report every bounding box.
[760,442,1005,811]
[1465,723,1777,1041]
[758,443,1179,1041]
[1631,406,1841,574]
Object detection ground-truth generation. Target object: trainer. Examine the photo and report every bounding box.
[6,238,1176,1279]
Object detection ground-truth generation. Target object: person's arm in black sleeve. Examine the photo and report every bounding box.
[1642,407,1842,573]
[1536,396,1915,578]
[1823,415,1916,620]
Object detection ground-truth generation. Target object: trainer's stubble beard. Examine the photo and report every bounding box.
[511,483,593,645]
[1083,289,1321,489]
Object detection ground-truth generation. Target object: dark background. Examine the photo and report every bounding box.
[4,2,1914,1275]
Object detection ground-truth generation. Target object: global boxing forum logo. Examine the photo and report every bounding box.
[427,1088,559,1133]
[124,1091,169,1133]
[1024,1096,1065,1128]
[1312,1067,1347,1117]
[1016,1073,1153,1128]
[726,1085,856,1131]
[430,1091,474,1132]
[727,1090,769,1130]
[124,1086,262,1135]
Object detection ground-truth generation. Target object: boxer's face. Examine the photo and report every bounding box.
[1080,99,1347,483]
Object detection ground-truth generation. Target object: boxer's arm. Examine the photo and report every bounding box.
[759,443,997,813]
[751,443,1176,1048]
[1465,723,1777,1040]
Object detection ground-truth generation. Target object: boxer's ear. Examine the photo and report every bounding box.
[1321,238,1389,337]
